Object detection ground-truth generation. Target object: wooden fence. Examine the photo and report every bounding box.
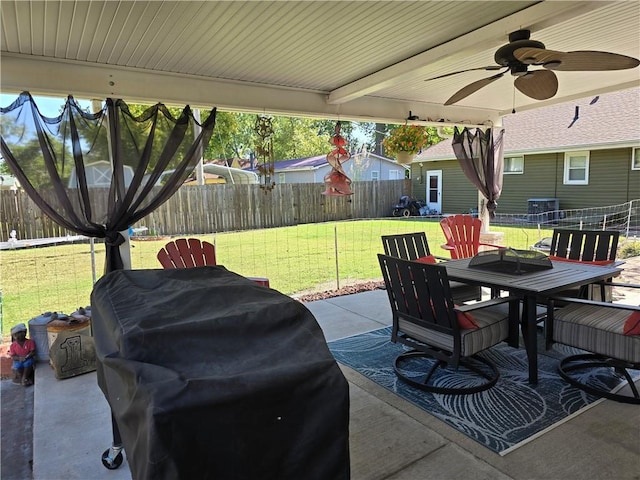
[0,180,408,239]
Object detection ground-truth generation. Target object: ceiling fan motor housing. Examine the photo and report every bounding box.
[494,30,545,76]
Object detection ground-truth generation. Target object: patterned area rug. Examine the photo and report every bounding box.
[328,327,636,455]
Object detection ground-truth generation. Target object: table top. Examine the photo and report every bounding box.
[442,257,622,295]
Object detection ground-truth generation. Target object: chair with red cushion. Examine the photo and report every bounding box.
[547,228,620,301]
[546,286,640,404]
[439,214,500,260]
[381,232,481,303]
[157,238,216,269]
[378,254,519,394]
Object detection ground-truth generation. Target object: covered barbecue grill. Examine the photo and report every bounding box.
[91,266,350,480]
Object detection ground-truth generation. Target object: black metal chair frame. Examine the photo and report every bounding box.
[546,286,640,405]
[548,228,621,300]
[378,254,519,395]
[381,232,482,304]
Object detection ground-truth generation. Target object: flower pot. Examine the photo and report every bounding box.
[396,151,414,164]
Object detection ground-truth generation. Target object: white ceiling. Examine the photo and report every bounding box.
[1,1,639,127]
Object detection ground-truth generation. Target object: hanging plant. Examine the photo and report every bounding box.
[382,124,429,156]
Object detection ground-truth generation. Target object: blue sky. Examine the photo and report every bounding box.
[1,93,93,116]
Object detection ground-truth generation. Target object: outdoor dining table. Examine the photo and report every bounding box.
[440,257,623,383]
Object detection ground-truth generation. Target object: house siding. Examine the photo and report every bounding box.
[500,153,559,212]
[274,154,407,184]
[410,160,476,213]
[554,148,636,209]
[410,147,638,214]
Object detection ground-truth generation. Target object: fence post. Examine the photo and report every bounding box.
[90,238,97,284]
[334,225,340,290]
[626,200,633,239]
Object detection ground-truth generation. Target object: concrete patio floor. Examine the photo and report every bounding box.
[22,287,639,480]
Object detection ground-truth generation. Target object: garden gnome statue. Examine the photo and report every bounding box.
[10,323,36,386]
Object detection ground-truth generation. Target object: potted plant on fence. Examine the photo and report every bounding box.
[382,124,430,164]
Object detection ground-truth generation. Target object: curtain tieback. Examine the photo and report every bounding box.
[105,231,125,247]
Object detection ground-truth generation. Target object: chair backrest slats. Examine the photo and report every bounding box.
[550,229,619,262]
[157,238,217,269]
[381,232,431,261]
[439,215,482,259]
[378,254,456,333]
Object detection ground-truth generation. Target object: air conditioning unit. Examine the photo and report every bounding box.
[527,198,560,223]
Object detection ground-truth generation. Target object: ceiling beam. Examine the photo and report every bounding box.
[0,53,497,126]
[327,1,608,105]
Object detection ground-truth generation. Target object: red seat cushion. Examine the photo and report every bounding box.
[623,311,640,336]
[415,255,437,264]
[548,255,614,266]
[454,306,479,330]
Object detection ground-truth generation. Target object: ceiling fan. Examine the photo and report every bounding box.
[426,29,640,106]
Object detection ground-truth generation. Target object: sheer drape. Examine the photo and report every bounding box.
[452,127,505,218]
[0,92,216,272]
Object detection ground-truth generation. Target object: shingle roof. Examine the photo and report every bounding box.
[416,86,640,160]
[270,155,328,170]
[245,152,399,172]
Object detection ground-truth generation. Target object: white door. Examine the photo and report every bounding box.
[425,170,442,214]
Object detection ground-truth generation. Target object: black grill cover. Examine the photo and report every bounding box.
[91,266,350,480]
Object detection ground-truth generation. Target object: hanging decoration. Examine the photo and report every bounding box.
[254,115,275,191]
[322,121,353,197]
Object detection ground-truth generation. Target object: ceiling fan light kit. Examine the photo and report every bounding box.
[428,29,640,106]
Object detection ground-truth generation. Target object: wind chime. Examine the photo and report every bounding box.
[322,121,353,196]
[254,115,275,191]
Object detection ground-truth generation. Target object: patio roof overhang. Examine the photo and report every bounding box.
[1,1,638,127]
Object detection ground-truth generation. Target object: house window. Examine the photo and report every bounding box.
[563,151,589,185]
[504,156,524,174]
[632,147,640,170]
[278,172,286,184]
[371,170,380,181]
[388,170,400,180]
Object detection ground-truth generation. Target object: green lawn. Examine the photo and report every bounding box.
[0,219,553,338]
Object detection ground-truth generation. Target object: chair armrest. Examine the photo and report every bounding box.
[548,295,640,311]
[433,255,451,262]
[441,243,455,251]
[479,242,502,249]
[455,295,520,313]
[600,282,640,289]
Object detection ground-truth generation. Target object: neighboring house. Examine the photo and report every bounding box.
[413,87,640,215]
[247,152,408,185]
[0,174,20,190]
[68,161,135,188]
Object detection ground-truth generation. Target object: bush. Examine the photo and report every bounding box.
[619,241,640,259]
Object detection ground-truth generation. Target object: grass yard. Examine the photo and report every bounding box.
[0,218,553,338]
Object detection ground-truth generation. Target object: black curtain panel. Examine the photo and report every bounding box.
[452,127,505,218]
[0,92,216,273]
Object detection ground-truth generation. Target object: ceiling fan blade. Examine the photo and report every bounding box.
[514,70,558,100]
[425,66,503,82]
[514,47,640,71]
[444,72,505,105]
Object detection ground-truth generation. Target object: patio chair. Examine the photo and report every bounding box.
[377,254,519,394]
[546,229,620,301]
[439,214,501,260]
[381,232,481,303]
[157,238,216,269]
[545,287,640,404]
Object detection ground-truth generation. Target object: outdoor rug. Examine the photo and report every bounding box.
[328,327,638,455]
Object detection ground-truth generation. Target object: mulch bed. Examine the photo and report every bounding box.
[294,281,384,302]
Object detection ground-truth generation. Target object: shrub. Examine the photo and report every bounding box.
[619,241,640,259]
